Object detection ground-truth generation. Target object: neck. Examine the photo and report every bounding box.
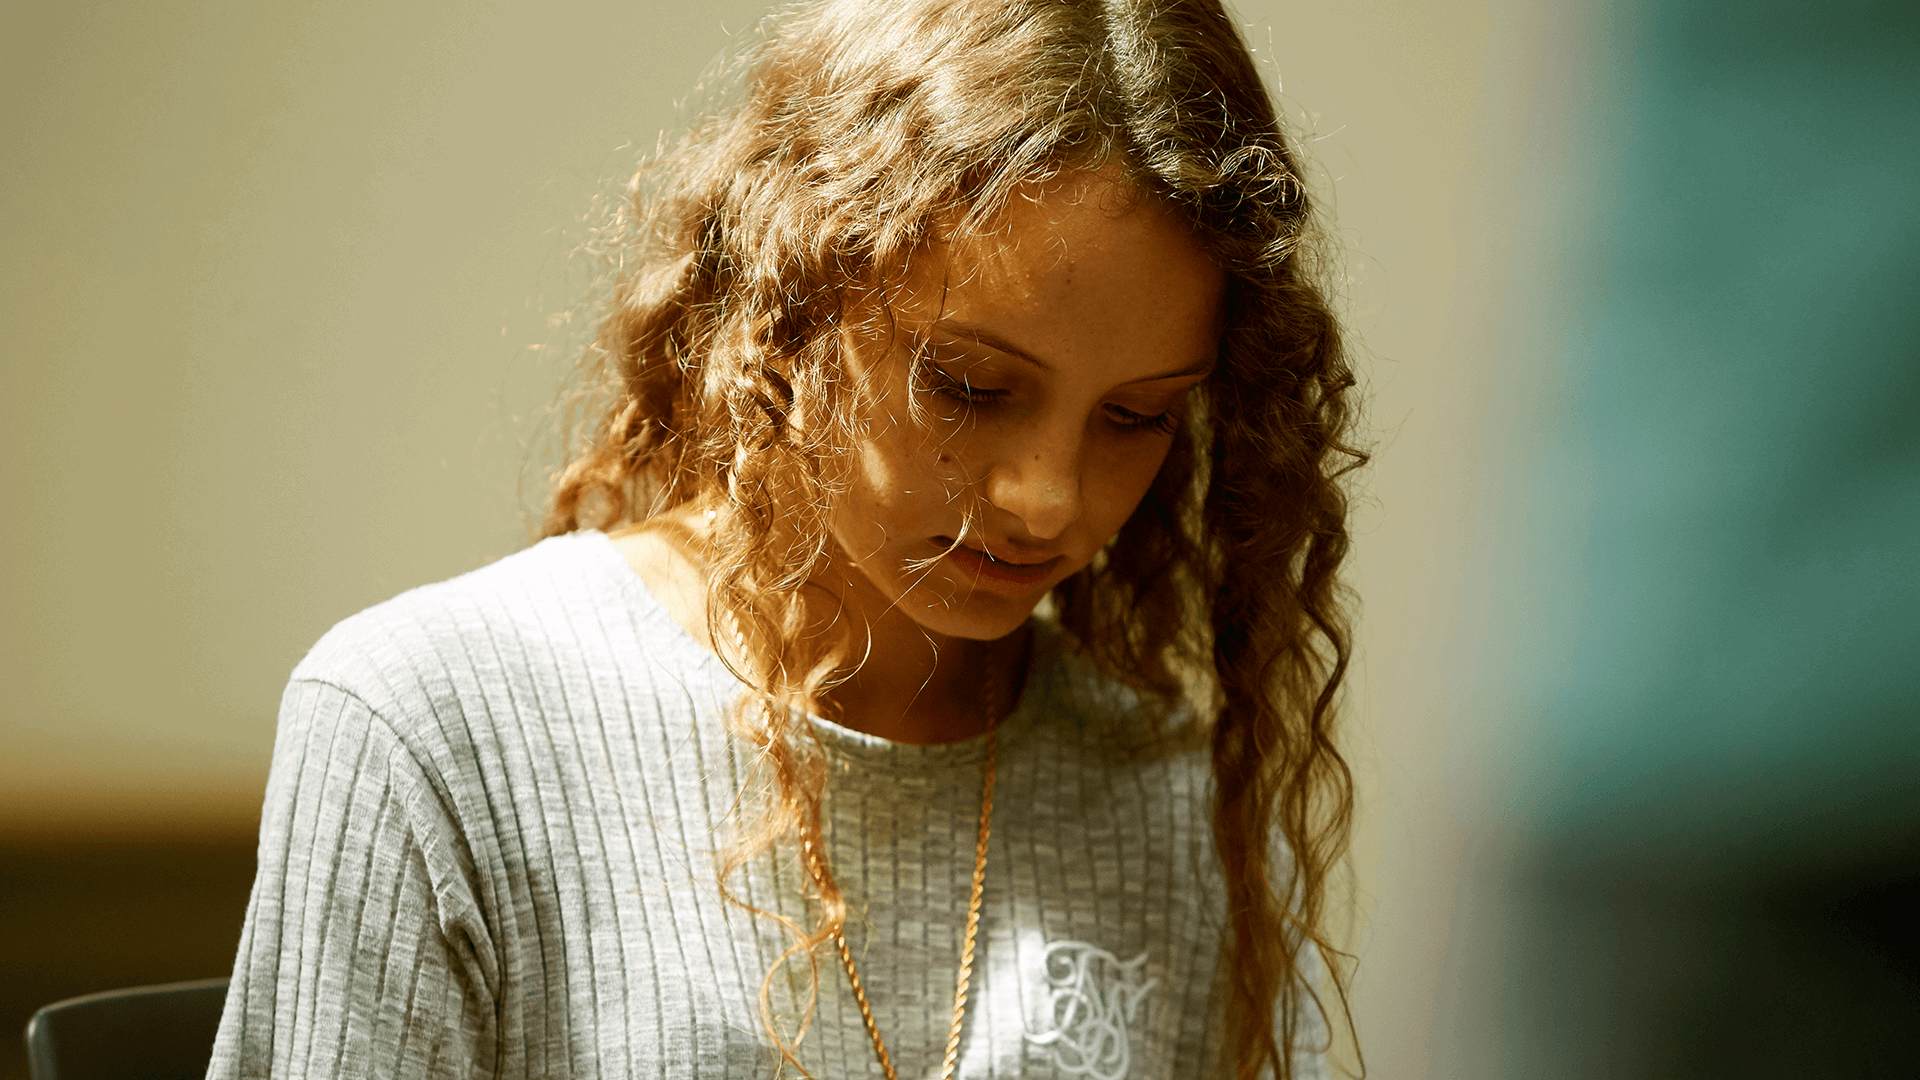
[819,603,1030,745]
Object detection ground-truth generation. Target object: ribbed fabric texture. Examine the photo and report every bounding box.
[208,530,1328,1079]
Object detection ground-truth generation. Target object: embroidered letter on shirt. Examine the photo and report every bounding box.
[1024,940,1157,1080]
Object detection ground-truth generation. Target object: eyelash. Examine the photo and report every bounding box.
[913,357,1008,406]
[1111,405,1182,436]
[911,356,1181,435]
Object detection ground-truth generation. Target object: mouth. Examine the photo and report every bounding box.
[932,536,1063,587]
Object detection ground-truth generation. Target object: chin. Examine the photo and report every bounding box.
[828,524,1065,643]
[895,579,1049,642]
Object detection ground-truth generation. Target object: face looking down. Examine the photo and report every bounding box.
[826,171,1227,644]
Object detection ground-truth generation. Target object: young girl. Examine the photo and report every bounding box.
[208,0,1363,1077]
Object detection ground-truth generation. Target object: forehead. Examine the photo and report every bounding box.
[897,172,1226,378]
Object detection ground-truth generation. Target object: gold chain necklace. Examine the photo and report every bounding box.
[726,608,1008,1080]
[809,711,997,1080]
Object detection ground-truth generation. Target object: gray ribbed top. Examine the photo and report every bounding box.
[208,531,1326,1079]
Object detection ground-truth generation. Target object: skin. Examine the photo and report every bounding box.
[617,170,1225,743]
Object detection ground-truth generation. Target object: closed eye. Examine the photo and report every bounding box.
[1104,403,1181,435]
[912,356,1008,406]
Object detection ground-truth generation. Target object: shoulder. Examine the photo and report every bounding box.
[286,531,667,733]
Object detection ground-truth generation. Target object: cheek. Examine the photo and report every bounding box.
[831,388,959,551]
[1083,438,1174,540]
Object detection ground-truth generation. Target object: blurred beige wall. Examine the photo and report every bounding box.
[1263,5,1604,1078]
[1,1,1578,1076]
[2,0,777,835]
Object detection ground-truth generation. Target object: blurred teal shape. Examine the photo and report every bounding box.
[1494,0,1919,1075]
[1523,0,1919,867]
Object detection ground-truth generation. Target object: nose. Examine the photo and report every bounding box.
[981,420,1082,541]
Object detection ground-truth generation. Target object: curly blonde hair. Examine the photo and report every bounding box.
[542,0,1365,1074]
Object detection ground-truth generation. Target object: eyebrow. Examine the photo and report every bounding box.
[931,319,1217,382]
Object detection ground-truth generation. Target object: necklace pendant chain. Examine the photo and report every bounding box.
[729,603,1018,1080]
[836,724,996,1080]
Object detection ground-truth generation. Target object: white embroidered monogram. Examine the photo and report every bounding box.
[1025,940,1159,1080]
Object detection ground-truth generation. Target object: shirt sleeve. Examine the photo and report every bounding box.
[1285,937,1335,1080]
[207,677,499,1080]
[1266,826,1335,1080]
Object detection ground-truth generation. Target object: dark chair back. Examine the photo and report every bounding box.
[23,978,228,1080]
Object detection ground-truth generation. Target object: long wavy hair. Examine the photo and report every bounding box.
[541,0,1365,1074]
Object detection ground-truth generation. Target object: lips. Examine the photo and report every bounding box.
[932,536,1062,587]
